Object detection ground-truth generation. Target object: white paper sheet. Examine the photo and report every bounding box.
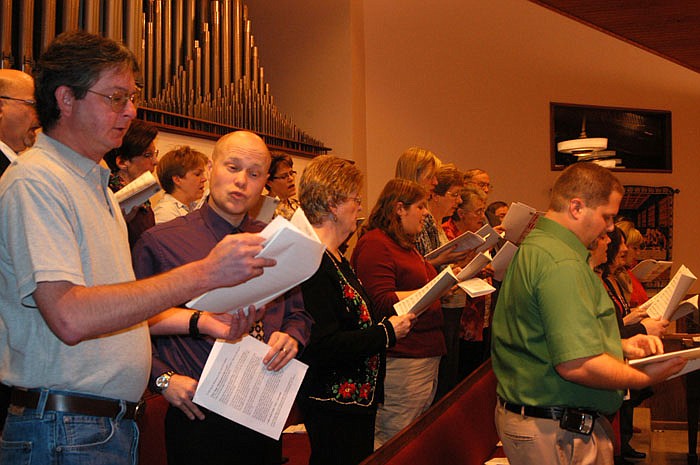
[455,252,492,281]
[193,336,308,439]
[187,214,325,313]
[639,265,696,321]
[424,230,485,260]
[630,259,672,282]
[393,267,457,316]
[458,278,496,298]
[474,223,504,254]
[501,202,542,245]
[252,195,280,224]
[491,241,518,282]
[114,171,161,214]
[629,346,700,380]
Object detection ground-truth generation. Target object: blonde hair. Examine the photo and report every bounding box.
[395,146,441,183]
[616,219,643,248]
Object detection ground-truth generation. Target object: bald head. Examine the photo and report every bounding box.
[0,70,34,95]
[0,69,39,153]
[212,130,271,166]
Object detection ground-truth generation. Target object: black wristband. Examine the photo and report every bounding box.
[189,311,203,339]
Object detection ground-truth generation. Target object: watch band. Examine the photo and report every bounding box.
[189,310,203,339]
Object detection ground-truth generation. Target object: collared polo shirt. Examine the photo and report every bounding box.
[491,216,623,415]
[0,133,150,402]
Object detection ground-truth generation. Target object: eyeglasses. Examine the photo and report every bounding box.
[0,95,36,107]
[271,170,297,180]
[471,181,493,190]
[86,89,140,113]
[444,191,461,199]
[140,149,159,159]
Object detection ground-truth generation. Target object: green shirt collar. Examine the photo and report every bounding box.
[536,216,591,263]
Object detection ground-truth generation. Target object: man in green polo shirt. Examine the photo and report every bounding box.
[491,162,686,464]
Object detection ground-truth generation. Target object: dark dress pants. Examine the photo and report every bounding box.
[165,405,282,465]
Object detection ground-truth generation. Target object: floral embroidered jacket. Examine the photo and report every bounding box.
[299,252,396,414]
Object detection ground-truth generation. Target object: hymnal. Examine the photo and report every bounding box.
[114,170,161,214]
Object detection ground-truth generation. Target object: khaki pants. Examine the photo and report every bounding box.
[495,401,614,465]
[374,356,440,450]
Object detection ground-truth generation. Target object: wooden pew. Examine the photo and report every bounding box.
[360,360,501,465]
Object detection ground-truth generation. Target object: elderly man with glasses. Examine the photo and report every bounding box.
[0,69,40,176]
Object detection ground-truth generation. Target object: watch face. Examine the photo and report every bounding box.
[156,374,170,390]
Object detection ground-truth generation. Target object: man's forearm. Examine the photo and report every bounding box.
[34,259,218,345]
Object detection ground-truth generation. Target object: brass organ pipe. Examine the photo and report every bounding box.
[252,41,259,95]
[154,0,162,96]
[243,19,251,86]
[125,0,143,71]
[173,0,183,72]
[84,0,100,34]
[184,0,195,60]
[146,18,154,100]
[194,40,201,100]
[202,23,211,98]
[211,1,220,94]
[163,0,171,87]
[0,0,13,68]
[233,0,241,84]
[106,0,124,41]
[62,0,80,35]
[18,0,34,73]
[41,0,57,55]
[220,0,231,86]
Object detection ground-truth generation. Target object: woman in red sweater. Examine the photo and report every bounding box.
[351,178,447,449]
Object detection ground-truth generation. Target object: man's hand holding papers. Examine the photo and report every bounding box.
[187,214,325,313]
[194,336,309,440]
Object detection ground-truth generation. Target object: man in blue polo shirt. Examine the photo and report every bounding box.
[491,162,686,464]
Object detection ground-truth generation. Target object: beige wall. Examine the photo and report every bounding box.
[239,0,700,289]
[361,0,700,287]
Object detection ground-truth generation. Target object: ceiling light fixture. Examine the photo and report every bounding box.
[557,116,608,156]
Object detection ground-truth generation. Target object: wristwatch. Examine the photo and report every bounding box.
[155,371,175,393]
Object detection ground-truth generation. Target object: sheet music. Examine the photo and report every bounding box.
[491,241,518,281]
[187,215,325,313]
[424,230,485,260]
[455,252,492,281]
[502,202,542,245]
[458,278,496,298]
[628,346,700,380]
[193,336,308,439]
[252,195,280,224]
[474,223,504,253]
[631,259,672,282]
[669,295,698,322]
[639,265,696,321]
[393,267,457,316]
[114,171,161,214]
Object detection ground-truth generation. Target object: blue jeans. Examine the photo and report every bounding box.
[0,389,139,465]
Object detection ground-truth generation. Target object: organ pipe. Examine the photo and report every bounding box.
[1,0,328,154]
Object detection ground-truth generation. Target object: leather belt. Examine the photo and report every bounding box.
[10,388,145,420]
[498,396,596,420]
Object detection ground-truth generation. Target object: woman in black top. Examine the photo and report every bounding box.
[298,155,414,465]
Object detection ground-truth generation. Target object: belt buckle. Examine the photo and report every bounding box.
[133,399,146,420]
